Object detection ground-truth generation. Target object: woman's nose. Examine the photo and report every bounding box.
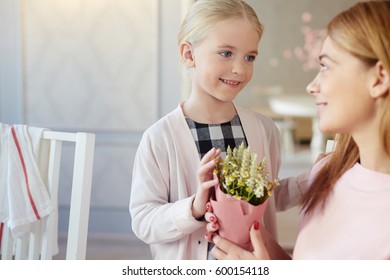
[306,77,319,95]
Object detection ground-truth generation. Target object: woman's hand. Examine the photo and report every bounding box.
[192,148,221,220]
[205,215,292,260]
[210,222,271,260]
[204,202,219,240]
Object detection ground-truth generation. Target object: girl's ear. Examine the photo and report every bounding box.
[370,61,389,98]
[179,41,195,68]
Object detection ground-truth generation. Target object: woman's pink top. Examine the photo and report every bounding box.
[294,162,390,259]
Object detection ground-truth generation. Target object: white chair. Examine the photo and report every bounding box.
[0,130,95,260]
[325,139,336,153]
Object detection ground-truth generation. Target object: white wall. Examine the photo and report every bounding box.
[0,0,185,236]
[0,0,24,123]
[0,0,358,239]
[236,0,359,109]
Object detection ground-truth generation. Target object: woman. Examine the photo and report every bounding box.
[207,0,390,260]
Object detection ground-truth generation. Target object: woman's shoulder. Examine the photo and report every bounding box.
[343,163,390,189]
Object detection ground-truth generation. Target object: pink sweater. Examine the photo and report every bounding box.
[294,162,390,259]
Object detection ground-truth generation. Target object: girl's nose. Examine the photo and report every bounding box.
[232,59,245,75]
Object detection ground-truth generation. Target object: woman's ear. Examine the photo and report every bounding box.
[370,61,389,98]
[179,41,195,68]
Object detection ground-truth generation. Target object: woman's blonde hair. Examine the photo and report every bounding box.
[301,1,390,214]
[178,0,264,47]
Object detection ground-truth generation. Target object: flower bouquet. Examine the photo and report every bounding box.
[210,142,279,251]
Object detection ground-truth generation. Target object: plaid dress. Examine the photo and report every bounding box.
[185,114,248,159]
[185,114,248,259]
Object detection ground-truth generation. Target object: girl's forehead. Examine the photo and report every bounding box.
[210,17,257,31]
[204,18,260,46]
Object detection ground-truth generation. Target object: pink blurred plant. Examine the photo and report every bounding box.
[283,12,326,72]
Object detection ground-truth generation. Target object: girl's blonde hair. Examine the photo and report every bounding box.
[301,1,390,214]
[178,0,264,47]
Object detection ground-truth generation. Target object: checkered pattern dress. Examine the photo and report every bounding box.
[185,114,248,159]
[185,114,248,259]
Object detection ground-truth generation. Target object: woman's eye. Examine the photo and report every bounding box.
[245,55,256,62]
[319,63,328,72]
[220,51,232,57]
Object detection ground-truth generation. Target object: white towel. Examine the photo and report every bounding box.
[0,123,54,238]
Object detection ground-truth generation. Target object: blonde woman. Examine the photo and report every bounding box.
[208,1,390,260]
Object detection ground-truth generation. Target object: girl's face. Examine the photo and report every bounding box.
[306,36,377,135]
[191,17,260,103]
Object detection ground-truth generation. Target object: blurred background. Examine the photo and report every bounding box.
[0,0,359,259]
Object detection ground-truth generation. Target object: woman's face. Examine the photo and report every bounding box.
[190,17,260,103]
[306,36,377,136]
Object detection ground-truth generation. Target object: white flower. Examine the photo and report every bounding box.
[254,185,264,198]
[213,143,279,206]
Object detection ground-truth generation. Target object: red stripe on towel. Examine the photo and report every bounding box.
[0,222,4,250]
[11,126,41,220]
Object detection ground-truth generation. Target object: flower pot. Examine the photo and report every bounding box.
[210,184,269,251]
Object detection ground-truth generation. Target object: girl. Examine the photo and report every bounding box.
[208,0,390,260]
[129,0,301,259]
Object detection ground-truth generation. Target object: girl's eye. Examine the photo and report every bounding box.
[220,51,232,57]
[245,55,256,62]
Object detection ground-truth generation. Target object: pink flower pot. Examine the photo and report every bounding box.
[210,185,269,251]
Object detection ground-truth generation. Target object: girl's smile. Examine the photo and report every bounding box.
[219,78,241,88]
[189,17,260,104]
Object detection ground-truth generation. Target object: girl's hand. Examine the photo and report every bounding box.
[192,148,221,220]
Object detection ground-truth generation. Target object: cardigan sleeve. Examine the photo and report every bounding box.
[274,154,331,211]
[274,169,311,211]
[129,128,204,245]
[252,112,311,211]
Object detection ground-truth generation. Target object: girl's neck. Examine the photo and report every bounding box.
[182,94,236,124]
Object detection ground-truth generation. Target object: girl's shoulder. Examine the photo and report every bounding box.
[235,104,273,121]
[235,104,279,132]
[143,107,183,136]
[139,106,189,153]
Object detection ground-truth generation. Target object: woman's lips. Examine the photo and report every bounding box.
[316,102,327,114]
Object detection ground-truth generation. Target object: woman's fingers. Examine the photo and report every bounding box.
[205,211,218,230]
[205,202,212,212]
[211,234,247,260]
[204,204,218,242]
[206,220,219,233]
[258,224,291,260]
[204,211,215,222]
[210,235,227,259]
[249,222,269,259]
